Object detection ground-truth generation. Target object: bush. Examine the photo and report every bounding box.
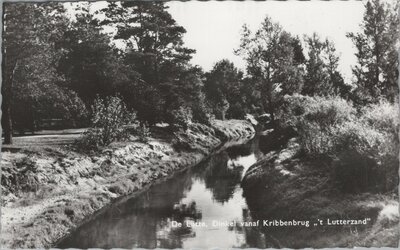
[168,106,193,130]
[77,96,135,150]
[279,94,356,155]
[280,94,399,192]
[227,102,246,119]
[361,100,399,136]
[192,101,212,125]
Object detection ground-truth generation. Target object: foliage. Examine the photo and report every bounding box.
[279,94,356,155]
[58,6,135,103]
[169,106,193,130]
[302,33,351,98]
[2,2,69,143]
[192,97,212,126]
[100,1,195,85]
[361,99,399,137]
[347,0,400,103]
[228,102,246,119]
[236,17,305,125]
[12,76,89,133]
[280,94,399,192]
[77,96,135,149]
[204,59,243,120]
[100,2,197,125]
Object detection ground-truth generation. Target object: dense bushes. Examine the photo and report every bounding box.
[279,94,399,192]
[77,96,135,150]
[279,94,356,155]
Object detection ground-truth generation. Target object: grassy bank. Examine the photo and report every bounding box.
[241,95,399,248]
[1,119,255,248]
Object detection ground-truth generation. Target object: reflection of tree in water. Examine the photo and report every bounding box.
[226,142,253,159]
[193,151,244,203]
[156,201,203,248]
[58,168,202,249]
[228,208,281,249]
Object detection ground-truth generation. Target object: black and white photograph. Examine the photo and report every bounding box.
[1,0,399,248]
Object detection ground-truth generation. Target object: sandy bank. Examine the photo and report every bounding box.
[1,119,255,248]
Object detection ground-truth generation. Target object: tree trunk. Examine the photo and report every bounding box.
[221,110,225,121]
[2,60,18,144]
[267,95,275,128]
[2,102,13,144]
[262,78,275,128]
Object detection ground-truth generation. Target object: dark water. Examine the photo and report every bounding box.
[57,137,277,249]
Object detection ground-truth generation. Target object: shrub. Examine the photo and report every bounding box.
[228,102,246,119]
[279,94,355,128]
[77,96,135,150]
[169,106,193,130]
[77,128,104,150]
[192,101,212,125]
[361,100,399,137]
[280,94,399,192]
[279,94,356,155]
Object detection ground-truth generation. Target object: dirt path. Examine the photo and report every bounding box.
[2,128,86,151]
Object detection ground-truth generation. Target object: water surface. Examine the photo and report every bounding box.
[58,138,271,248]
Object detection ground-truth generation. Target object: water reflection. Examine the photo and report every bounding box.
[58,139,262,249]
[193,151,243,203]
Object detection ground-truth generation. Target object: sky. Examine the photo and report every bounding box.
[166,1,366,81]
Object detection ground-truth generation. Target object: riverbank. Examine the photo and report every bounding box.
[242,133,399,248]
[1,119,255,248]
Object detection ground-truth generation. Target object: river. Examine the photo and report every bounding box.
[57,135,284,248]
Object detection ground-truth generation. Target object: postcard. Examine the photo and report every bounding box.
[1,0,399,248]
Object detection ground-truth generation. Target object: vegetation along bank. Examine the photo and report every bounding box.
[242,95,399,248]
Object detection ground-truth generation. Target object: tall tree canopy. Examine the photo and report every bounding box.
[58,5,135,104]
[302,33,350,98]
[100,1,195,84]
[99,1,200,124]
[236,17,305,125]
[204,60,244,120]
[347,0,399,103]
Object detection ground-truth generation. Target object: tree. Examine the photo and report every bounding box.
[58,5,135,104]
[162,66,210,126]
[99,1,197,124]
[302,33,350,98]
[347,0,400,103]
[11,51,88,133]
[236,17,305,126]
[101,1,195,85]
[2,3,68,143]
[204,60,244,120]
